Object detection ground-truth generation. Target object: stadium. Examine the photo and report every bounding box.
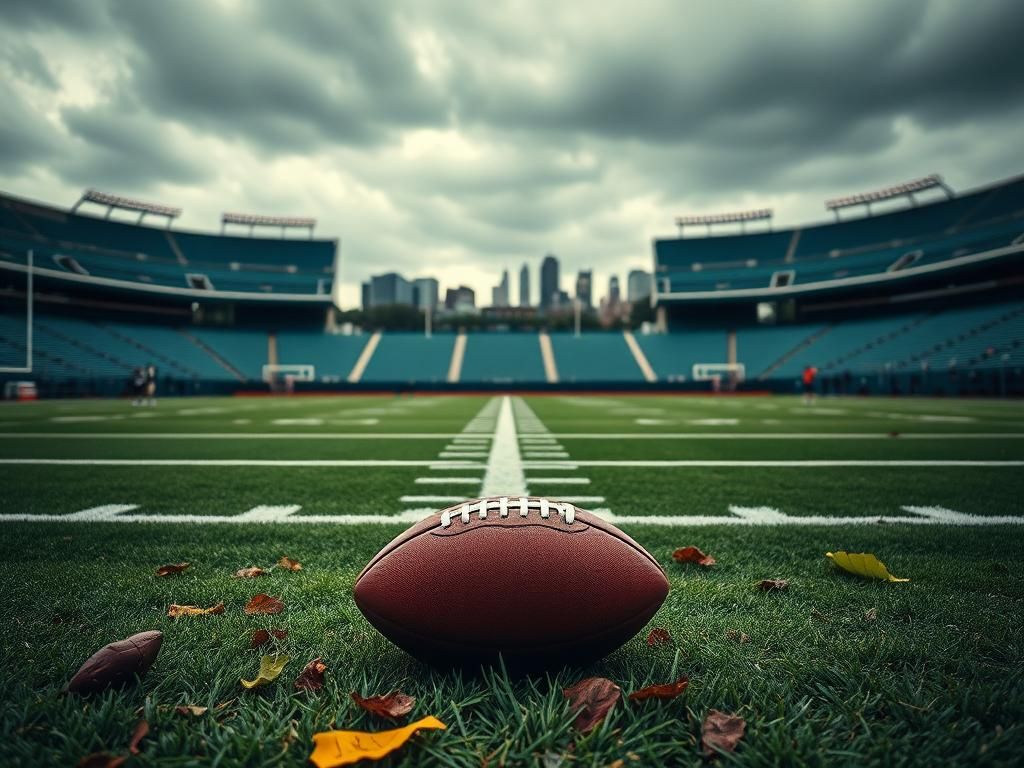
[1,2,1023,766]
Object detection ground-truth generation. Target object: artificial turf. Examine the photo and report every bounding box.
[1,394,1022,766]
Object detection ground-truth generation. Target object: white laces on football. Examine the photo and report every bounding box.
[440,497,575,528]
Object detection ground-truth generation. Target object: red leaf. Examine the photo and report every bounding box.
[277,556,302,572]
[295,658,327,692]
[234,567,266,578]
[646,628,671,647]
[128,720,149,755]
[77,754,126,768]
[672,546,716,566]
[350,690,416,720]
[250,628,288,648]
[702,710,746,755]
[628,677,688,702]
[562,677,621,733]
[244,593,284,615]
[155,562,189,577]
[757,579,789,591]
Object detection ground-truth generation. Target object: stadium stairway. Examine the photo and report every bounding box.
[447,333,467,383]
[347,331,381,383]
[178,330,246,381]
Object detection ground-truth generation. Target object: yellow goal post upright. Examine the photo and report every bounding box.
[262,364,315,394]
[692,362,745,393]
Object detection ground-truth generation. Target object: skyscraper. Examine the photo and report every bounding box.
[627,270,651,303]
[519,263,530,307]
[575,269,593,307]
[413,277,439,310]
[368,272,414,307]
[540,254,559,309]
[608,275,621,306]
[491,269,510,307]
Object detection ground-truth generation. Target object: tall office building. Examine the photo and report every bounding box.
[627,270,651,303]
[367,272,413,307]
[491,269,510,307]
[412,277,439,310]
[519,263,530,307]
[608,275,621,306]
[575,269,593,307]
[540,254,559,309]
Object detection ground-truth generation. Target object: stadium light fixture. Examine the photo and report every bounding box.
[71,189,182,226]
[675,208,773,237]
[825,174,954,220]
[221,212,317,238]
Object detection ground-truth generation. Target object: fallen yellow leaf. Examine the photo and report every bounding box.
[826,551,909,582]
[241,654,288,689]
[309,716,446,768]
[167,602,225,618]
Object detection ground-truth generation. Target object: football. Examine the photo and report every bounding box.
[353,497,669,668]
[66,630,163,694]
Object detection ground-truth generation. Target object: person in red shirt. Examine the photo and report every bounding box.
[802,365,818,405]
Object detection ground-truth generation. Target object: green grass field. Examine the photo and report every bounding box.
[1,394,1023,766]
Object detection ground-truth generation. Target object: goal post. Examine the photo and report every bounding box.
[692,362,745,392]
[0,250,33,374]
[262,364,315,393]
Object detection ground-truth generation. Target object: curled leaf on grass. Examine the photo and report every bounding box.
[351,690,415,719]
[725,629,751,644]
[241,654,288,689]
[702,709,746,755]
[864,607,878,622]
[278,556,302,572]
[309,716,445,768]
[757,578,789,591]
[250,629,288,648]
[244,593,284,615]
[672,546,716,567]
[826,551,909,582]
[563,677,621,733]
[128,720,148,755]
[168,602,224,618]
[628,677,688,702]
[174,705,208,717]
[647,627,671,646]
[295,658,327,692]
[156,563,189,577]
[234,567,266,578]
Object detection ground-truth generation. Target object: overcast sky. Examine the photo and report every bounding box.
[2,0,1023,307]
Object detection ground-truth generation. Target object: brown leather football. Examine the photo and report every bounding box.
[354,497,669,668]
[66,630,163,694]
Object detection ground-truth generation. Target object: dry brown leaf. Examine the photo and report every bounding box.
[156,563,190,577]
[167,602,224,618]
[250,628,288,648]
[646,628,671,647]
[351,690,416,719]
[174,705,208,717]
[295,658,327,692]
[244,593,284,615]
[672,546,716,567]
[76,753,126,768]
[128,720,148,756]
[702,709,746,755]
[725,629,751,644]
[278,556,302,572]
[234,567,266,578]
[864,607,878,622]
[563,677,621,733]
[628,677,689,702]
[757,579,789,591]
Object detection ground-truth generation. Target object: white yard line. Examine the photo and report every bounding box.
[0,459,488,467]
[0,433,474,440]
[400,495,465,503]
[523,460,1024,467]
[415,477,484,484]
[526,477,591,484]
[480,396,529,496]
[544,433,1024,440]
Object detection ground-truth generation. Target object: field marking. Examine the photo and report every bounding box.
[438,451,489,458]
[272,418,324,425]
[2,504,1021,526]
[526,477,591,484]
[687,418,740,426]
[523,452,570,458]
[0,433,470,440]
[400,495,465,503]
[481,396,528,496]
[523,460,1024,468]
[415,477,482,485]
[0,459,488,467]
[545,433,1024,439]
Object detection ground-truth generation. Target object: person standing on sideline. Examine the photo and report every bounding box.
[145,363,158,406]
[802,365,818,405]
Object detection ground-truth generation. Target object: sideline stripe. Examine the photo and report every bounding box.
[523,460,1024,468]
[0,459,489,467]
[2,504,1021,526]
